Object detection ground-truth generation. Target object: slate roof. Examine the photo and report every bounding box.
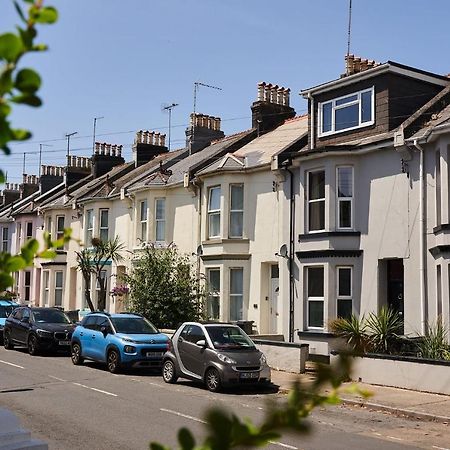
[197,116,308,176]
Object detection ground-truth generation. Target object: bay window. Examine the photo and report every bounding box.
[139,200,148,242]
[42,270,49,306]
[229,268,243,321]
[155,198,166,242]
[207,268,220,320]
[308,170,325,232]
[318,87,374,136]
[99,209,109,242]
[54,271,63,307]
[56,215,65,248]
[337,166,353,229]
[208,187,221,238]
[86,209,93,245]
[229,184,244,238]
[1,227,8,252]
[307,266,324,329]
[337,267,352,319]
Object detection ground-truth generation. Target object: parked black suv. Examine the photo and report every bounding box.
[3,307,76,355]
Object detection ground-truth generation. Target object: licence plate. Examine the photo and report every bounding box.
[58,340,70,346]
[146,351,163,357]
[240,372,259,379]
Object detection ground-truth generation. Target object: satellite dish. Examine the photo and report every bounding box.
[278,244,288,258]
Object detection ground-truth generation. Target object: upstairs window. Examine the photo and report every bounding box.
[26,221,33,240]
[56,215,65,248]
[46,216,52,239]
[1,227,9,252]
[155,198,166,242]
[318,87,374,136]
[229,184,244,238]
[85,209,93,245]
[308,170,325,232]
[99,209,109,242]
[139,200,148,242]
[337,166,353,229]
[208,187,221,238]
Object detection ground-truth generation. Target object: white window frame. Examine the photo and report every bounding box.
[25,221,33,240]
[99,209,109,242]
[208,186,221,239]
[46,216,52,239]
[24,270,32,302]
[17,223,22,247]
[206,268,221,320]
[1,226,9,252]
[86,209,94,245]
[307,170,326,233]
[229,267,244,321]
[139,199,148,243]
[42,270,50,306]
[336,166,354,230]
[155,198,166,242]
[337,266,353,319]
[318,87,375,137]
[229,184,244,239]
[306,266,324,330]
[54,271,64,307]
[56,215,65,248]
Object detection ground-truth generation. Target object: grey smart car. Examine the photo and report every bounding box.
[162,322,271,392]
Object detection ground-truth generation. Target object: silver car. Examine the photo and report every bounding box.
[162,322,271,392]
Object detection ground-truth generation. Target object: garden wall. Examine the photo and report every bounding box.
[331,353,450,395]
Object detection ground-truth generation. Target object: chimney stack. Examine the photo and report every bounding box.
[20,174,40,199]
[40,165,65,194]
[65,155,92,186]
[185,113,225,154]
[251,82,295,134]
[345,54,379,76]
[132,130,168,167]
[0,183,21,207]
[91,142,125,178]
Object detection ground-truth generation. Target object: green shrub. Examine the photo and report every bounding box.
[418,319,450,361]
[366,306,403,354]
[329,314,371,354]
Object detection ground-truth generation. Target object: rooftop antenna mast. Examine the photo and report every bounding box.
[92,116,104,153]
[191,81,222,155]
[162,103,179,151]
[65,131,78,161]
[346,0,353,75]
[38,143,53,176]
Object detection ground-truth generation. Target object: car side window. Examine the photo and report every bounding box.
[22,309,30,321]
[13,309,23,320]
[180,325,190,340]
[185,325,205,344]
[83,316,97,330]
[96,316,110,330]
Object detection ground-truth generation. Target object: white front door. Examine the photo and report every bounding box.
[269,265,280,333]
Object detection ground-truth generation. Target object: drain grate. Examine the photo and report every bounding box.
[0,388,34,393]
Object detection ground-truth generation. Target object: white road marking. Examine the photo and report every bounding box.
[160,408,206,424]
[0,359,24,369]
[48,375,66,382]
[387,436,403,441]
[72,382,117,397]
[433,446,450,450]
[160,408,298,449]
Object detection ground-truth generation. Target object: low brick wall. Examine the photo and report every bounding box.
[252,339,309,374]
[331,353,450,395]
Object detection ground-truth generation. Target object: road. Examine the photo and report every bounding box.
[0,347,449,450]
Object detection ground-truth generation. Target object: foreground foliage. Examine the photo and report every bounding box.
[127,244,204,328]
[150,355,367,450]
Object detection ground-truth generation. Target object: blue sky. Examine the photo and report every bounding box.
[1,0,450,183]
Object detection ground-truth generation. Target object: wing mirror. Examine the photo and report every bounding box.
[100,326,112,337]
[196,339,207,347]
[21,317,30,323]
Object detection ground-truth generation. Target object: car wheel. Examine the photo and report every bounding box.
[162,360,178,384]
[107,349,121,374]
[28,335,39,356]
[205,367,222,392]
[71,343,84,365]
[4,331,14,350]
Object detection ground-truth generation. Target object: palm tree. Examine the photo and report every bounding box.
[75,236,125,311]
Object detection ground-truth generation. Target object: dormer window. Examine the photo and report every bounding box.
[318,87,374,136]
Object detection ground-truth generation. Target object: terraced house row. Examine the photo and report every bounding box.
[2,55,450,355]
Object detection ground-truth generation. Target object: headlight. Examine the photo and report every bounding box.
[260,354,267,365]
[122,337,137,344]
[217,353,236,364]
[36,329,53,338]
[123,345,136,353]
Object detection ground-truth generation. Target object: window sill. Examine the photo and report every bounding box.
[317,120,374,139]
[297,330,336,338]
[202,238,250,246]
[299,231,360,241]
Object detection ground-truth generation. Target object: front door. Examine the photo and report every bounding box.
[269,265,280,334]
[387,259,404,334]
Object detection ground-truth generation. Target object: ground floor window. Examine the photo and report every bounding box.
[307,266,324,328]
[206,268,220,320]
[54,271,64,307]
[229,268,243,321]
[24,271,32,302]
[43,271,49,305]
[337,266,352,319]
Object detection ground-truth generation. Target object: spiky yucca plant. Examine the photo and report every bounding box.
[366,306,403,354]
[419,319,450,360]
[329,314,371,354]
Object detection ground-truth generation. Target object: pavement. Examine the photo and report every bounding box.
[271,368,450,424]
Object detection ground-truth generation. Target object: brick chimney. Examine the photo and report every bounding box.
[20,174,39,199]
[65,156,92,186]
[344,54,380,77]
[132,130,168,167]
[185,113,225,154]
[0,183,20,207]
[251,82,295,134]
[91,142,125,178]
[40,165,64,194]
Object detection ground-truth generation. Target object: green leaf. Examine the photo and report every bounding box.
[13,1,26,23]
[0,68,14,96]
[39,250,57,259]
[11,94,42,107]
[178,428,195,450]
[11,128,32,141]
[30,6,58,24]
[15,68,41,93]
[32,43,48,52]
[17,27,37,49]
[0,102,12,117]
[0,273,14,293]
[0,33,23,62]
[0,170,4,183]
[5,255,26,272]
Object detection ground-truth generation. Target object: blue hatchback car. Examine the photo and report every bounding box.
[0,299,19,344]
[71,312,169,373]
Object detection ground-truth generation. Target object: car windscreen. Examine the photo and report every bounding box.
[110,317,158,334]
[206,326,255,350]
[32,309,71,324]
[0,306,14,319]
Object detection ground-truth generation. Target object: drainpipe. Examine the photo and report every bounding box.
[412,139,427,334]
[284,162,295,342]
